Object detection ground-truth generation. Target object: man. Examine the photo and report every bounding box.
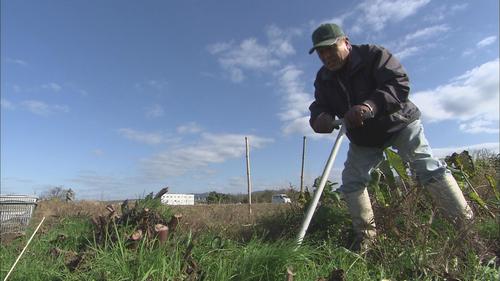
[308,23,473,250]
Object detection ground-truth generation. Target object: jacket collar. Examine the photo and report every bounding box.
[320,45,363,80]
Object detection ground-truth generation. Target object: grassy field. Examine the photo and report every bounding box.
[1,151,499,280]
[1,193,498,281]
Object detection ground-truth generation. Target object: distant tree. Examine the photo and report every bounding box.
[252,190,274,203]
[206,191,230,204]
[227,194,244,204]
[41,186,75,201]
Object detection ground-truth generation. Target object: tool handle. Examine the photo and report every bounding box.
[296,120,346,246]
[4,217,46,281]
[337,108,374,129]
[332,119,343,127]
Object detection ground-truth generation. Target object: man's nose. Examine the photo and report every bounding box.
[319,51,331,59]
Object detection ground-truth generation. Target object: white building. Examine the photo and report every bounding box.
[160,194,195,205]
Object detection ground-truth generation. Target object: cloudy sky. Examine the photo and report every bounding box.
[1,0,498,200]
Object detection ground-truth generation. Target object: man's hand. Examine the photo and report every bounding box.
[344,104,372,128]
[312,112,337,133]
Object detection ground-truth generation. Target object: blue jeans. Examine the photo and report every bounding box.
[338,119,448,194]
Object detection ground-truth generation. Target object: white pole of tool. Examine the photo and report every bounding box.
[296,120,345,245]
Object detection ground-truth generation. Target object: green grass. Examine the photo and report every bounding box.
[1,196,499,281]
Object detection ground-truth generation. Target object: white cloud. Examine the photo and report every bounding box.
[274,65,338,138]
[274,65,317,136]
[78,89,89,96]
[226,176,248,193]
[92,149,104,156]
[432,142,499,159]
[266,24,299,57]
[354,0,431,32]
[217,38,280,79]
[461,48,474,57]
[450,3,468,12]
[141,133,273,179]
[208,25,298,82]
[177,122,202,134]
[394,46,420,60]
[117,128,165,145]
[402,25,449,45]
[1,98,15,110]
[412,58,499,133]
[391,25,448,60]
[13,82,87,96]
[276,66,311,121]
[477,36,497,48]
[145,104,164,118]
[463,35,498,56]
[207,42,233,54]
[423,3,468,22]
[281,116,314,136]
[68,170,144,200]
[42,82,62,92]
[458,118,499,134]
[6,57,27,66]
[21,100,69,116]
[135,79,169,91]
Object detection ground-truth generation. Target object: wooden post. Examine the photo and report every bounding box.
[245,137,252,215]
[300,136,306,193]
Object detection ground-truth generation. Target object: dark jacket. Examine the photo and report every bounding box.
[309,44,421,147]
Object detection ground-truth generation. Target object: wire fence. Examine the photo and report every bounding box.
[0,195,38,234]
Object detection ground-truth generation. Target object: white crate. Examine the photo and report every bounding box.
[160,193,195,205]
[0,195,38,234]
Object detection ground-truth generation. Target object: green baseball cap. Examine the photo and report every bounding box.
[309,23,345,54]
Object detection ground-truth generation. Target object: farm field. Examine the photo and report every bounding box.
[1,197,498,280]
[1,152,499,280]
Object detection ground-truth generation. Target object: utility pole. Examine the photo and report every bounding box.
[300,136,306,193]
[245,137,252,215]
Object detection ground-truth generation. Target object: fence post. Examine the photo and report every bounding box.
[300,136,306,194]
[245,137,252,215]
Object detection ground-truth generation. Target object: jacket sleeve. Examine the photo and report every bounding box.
[362,46,410,117]
[309,76,336,132]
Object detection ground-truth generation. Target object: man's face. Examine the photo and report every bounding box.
[316,37,350,71]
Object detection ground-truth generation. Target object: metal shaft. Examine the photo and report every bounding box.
[4,217,46,281]
[296,123,345,245]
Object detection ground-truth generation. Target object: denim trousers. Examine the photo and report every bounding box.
[338,119,448,194]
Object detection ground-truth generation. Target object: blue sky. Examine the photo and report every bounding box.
[1,0,498,200]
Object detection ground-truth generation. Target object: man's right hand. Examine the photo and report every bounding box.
[312,112,337,133]
[344,104,372,128]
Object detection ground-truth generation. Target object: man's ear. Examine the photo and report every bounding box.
[344,37,352,50]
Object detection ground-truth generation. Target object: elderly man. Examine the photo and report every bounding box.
[308,23,473,250]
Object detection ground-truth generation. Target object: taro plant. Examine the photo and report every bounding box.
[367,148,410,208]
[445,150,497,218]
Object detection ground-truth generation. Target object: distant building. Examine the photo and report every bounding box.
[160,194,195,205]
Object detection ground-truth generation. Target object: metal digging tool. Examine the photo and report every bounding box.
[296,118,345,246]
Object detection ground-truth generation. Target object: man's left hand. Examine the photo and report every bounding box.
[344,104,372,128]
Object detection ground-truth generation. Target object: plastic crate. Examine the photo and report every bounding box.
[0,195,38,234]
